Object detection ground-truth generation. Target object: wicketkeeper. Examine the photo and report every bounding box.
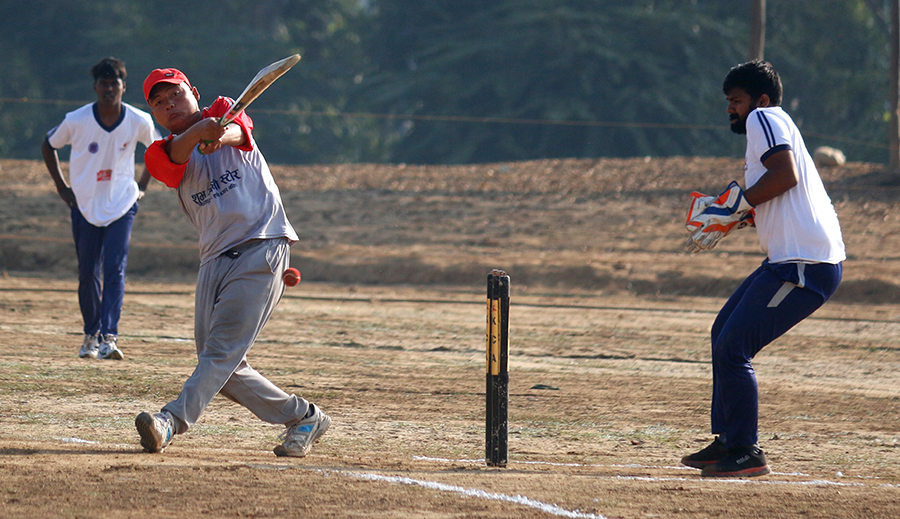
[681,60,845,477]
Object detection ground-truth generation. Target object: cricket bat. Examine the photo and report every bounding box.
[218,54,301,126]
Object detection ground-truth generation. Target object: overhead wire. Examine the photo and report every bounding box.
[0,96,888,150]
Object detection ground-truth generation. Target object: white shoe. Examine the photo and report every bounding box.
[98,334,124,360]
[273,405,331,457]
[78,333,100,359]
[135,411,174,453]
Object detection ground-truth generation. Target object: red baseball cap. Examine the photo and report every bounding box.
[143,68,192,103]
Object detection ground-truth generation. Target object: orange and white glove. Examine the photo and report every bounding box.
[685,181,755,253]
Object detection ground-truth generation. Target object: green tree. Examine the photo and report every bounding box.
[0,0,894,165]
[764,0,890,163]
[0,0,377,164]
[360,0,890,164]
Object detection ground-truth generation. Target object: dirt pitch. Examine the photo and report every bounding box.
[1,156,899,518]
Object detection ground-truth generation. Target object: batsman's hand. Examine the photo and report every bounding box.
[684,181,755,253]
[195,118,228,155]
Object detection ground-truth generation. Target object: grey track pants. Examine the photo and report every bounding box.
[163,238,308,435]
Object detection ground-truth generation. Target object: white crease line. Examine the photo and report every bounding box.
[414,455,692,471]
[56,437,98,444]
[414,455,485,464]
[616,475,863,487]
[238,460,899,519]
[342,471,609,519]
[411,456,899,488]
[619,475,898,488]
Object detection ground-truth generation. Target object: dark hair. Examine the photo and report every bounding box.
[722,60,782,106]
[91,57,127,81]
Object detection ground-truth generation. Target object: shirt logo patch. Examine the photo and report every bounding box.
[191,169,242,206]
[97,169,112,181]
[89,142,99,153]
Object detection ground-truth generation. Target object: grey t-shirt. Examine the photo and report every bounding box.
[175,139,298,265]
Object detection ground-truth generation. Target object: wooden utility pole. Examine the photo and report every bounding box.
[890,0,900,169]
[749,0,766,61]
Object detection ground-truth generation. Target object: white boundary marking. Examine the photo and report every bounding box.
[46,438,900,517]
[342,471,610,519]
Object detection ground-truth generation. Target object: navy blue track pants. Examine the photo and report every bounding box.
[710,259,842,448]
[71,203,138,337]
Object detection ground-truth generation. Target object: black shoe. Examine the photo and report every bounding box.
[701,445,770,478]
[681,437,729,469]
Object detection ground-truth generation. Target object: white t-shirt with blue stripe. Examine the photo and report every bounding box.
[47,103,160,226]
[744,106,845,264]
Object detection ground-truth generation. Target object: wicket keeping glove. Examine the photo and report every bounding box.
[685,191,716,226]
[685,211,755,252]
[684,181,755,253]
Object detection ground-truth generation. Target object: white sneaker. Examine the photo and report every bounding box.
[78,333,100,359]
[135,411,174,453]
[97,334,124,360]
[273,405,331,457]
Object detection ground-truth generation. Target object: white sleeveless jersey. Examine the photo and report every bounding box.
[47,103,160,226]
[744,106,845,263]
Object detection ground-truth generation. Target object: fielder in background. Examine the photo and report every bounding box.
[41,57,161,361]
[681,60,845,477]
[134,68,330,457]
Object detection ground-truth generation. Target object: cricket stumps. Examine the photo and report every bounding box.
[486,269,509,467]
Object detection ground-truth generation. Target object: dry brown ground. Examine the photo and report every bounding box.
[1,157,899,518]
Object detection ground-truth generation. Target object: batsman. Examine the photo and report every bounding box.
[133,66,330,457]
[681,60,844,477]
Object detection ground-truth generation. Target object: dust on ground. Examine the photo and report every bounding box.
[1,157,898,518]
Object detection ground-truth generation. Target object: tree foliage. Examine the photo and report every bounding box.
[0,0,893,165]
[361,0,890,164]
[764,0,890,159]
[360,0,750,163]
[0,0,375,164]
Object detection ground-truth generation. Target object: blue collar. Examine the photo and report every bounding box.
[93,103,126,132]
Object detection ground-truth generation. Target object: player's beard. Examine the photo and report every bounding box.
[730,113,747,134]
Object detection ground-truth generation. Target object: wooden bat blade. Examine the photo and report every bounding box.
[218,54,301,126]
